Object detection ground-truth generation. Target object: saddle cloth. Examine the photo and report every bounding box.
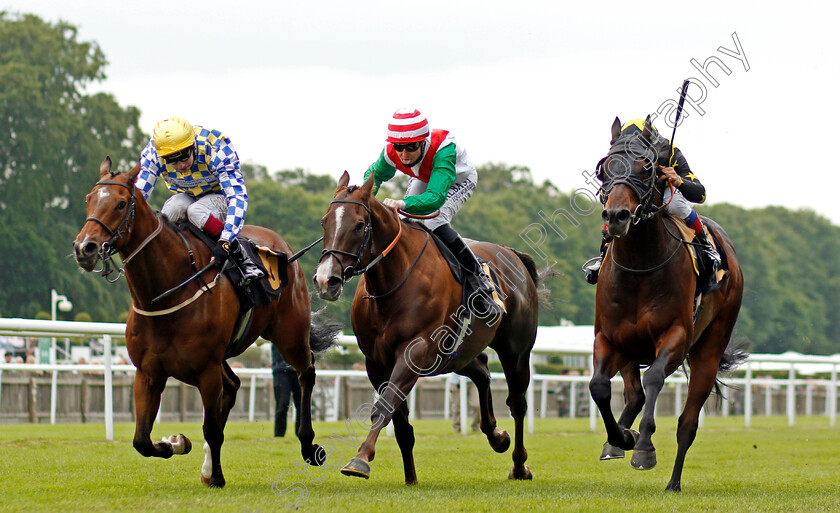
[669,215,726,285]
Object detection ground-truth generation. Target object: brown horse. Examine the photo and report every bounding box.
[590,117,745,491]
[313,171,544,484]
[73,157,338,488]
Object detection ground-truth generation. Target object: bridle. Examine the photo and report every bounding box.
[597,133,667,224]
[319,198,406,284]
[83,178,162,282]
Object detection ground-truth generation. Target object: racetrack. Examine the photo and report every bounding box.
[0,417,836,512]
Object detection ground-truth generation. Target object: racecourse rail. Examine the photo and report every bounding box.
[1,318,838,440]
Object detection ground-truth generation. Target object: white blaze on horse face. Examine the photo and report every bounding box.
[96,187,110,202]
[314,205,345,289]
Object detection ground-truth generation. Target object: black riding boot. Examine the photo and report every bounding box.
[433,225,501,316]
[582,233,611,285]
[229,238,265,286]
[694,230,721,293]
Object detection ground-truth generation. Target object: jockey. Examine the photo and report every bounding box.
[135,116,264,285]
[363,108,501,316]
[583,118,721,290]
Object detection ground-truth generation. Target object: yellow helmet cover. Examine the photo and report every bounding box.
[153,117,195,157]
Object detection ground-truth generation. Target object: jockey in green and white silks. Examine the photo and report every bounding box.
[135,116,263,284]
[364,108,500,316]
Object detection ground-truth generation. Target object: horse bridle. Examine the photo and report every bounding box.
[83,178,161,282]
[597,134,665,224]
[320,198,408,286]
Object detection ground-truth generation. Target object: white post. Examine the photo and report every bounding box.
[527,357,535,435]
[248,374,257,422]
[745,363,752,428]
[103,335,113,441]
[722,384,730,417]
[331,376,341,422]
[540,379,548,419]
[805,383,813,417]
[675,382,683,415]
[459,375,468,435]
[49,289,71,425]
[569,382,577,419]
[830,364,837,428]
[787,365,796,427]
[443,377,451,420]
[765,383,772,416]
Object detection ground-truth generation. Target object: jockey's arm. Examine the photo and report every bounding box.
[211,138,248,241]
[364,150,397,196]
[135,139,163,200]
[402,145,456,215]
[669,147,706,204]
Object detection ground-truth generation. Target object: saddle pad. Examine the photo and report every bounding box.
[668,215,726,283]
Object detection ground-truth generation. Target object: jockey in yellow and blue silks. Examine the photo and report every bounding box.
[582,118,721,288]
[135,117,263,284]
[363,108,501,316]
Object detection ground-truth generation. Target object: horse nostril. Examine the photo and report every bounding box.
[617,210,631,223]
[601,210,609,223]
[327,276,342,290]
[83,241,99,257]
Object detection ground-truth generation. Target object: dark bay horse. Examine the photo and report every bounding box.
[590,117,745,491]
[73,157,338,488]
[313,171,543,484]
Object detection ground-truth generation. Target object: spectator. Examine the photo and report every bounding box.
[3,353,12,364]
[271,345,301,438]
[448,374,480,432]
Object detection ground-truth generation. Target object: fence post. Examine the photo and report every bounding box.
[569,381,577,419]
[540,379,548,419]
[104,335,113,441]
[248,374,257,422]
[831,364,837,428]
[787,364,795,427]
[745,363,752,428]
[28,376,37,423]
[331,376,341,422]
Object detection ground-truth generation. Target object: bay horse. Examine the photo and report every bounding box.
[313,171,544,484]
[73,157,338,488]
[590,117,745,491]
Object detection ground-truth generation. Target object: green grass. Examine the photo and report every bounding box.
[0,416,838,512]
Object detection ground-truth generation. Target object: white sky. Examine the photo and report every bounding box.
[6,0,840,224]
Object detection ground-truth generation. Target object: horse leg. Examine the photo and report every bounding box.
[458,354,510,453]
[666,324,733,492]
[601,363,644,460]
[341,359,419,481]
[132,370,191,458]
[630,331,686,471]
[197,366,227,487]
[590,334,637,455]
[498,352,532,480]
[391,401,418,485]
[295,364,326,466]
[219,361,241,428]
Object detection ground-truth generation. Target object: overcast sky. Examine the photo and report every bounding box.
[7,0,840,225]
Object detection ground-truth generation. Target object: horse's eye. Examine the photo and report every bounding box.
[355,221,365,233]
[116,200,127,210]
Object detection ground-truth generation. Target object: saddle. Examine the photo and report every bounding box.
[179,221,289,358]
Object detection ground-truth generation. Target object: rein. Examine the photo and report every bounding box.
[598,134,668,224]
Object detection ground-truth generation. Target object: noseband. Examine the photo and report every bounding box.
[597,134,664,223]
[320,199,374,282]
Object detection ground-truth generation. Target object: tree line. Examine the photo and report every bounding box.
[2,13,838,355]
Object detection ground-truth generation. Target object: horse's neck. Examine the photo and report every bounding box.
[364,208,428,295]
[121,204,199,305]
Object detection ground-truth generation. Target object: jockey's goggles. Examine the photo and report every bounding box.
[392,141,422,152]
[163,146,194,164]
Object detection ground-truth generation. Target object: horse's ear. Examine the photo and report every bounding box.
[359,170,375,198]
[99,156,112,178]
[337,171,350,189]
[127,164,141,184]
[610,117,621,144]
[642,115,653,139]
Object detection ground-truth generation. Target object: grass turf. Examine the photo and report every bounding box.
[0,416,838,512]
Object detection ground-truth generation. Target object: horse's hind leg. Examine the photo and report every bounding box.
[296,364,326,466]
[132,369,191,458]
[498,352,532,480]
[197,366,227,487]
[458,353,510,453]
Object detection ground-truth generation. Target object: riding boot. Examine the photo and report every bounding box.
[433,225,501,317]
[582,232,612,285]
[229,237,265,286]
[694,229,721,293]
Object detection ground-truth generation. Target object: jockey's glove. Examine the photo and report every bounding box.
[212,240,231,267]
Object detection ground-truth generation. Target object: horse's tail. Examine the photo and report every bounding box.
[309,308,342,357]
[508,248,558,306]
[712,340,750,396]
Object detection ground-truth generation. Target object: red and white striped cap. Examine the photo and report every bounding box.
[386,108,430,143]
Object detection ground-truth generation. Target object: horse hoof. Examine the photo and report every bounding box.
[164,433,191,455]
[199,474,224,488]
[600,441,625,460]
[508,465,533,480]
[340,458,371,479]
[306,444,327,467]
[630,449,657,470]
[665,480,681,492]
[490,430,511,453]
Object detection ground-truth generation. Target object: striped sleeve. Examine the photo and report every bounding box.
[135,138,163,200]
[209,137,248,241]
